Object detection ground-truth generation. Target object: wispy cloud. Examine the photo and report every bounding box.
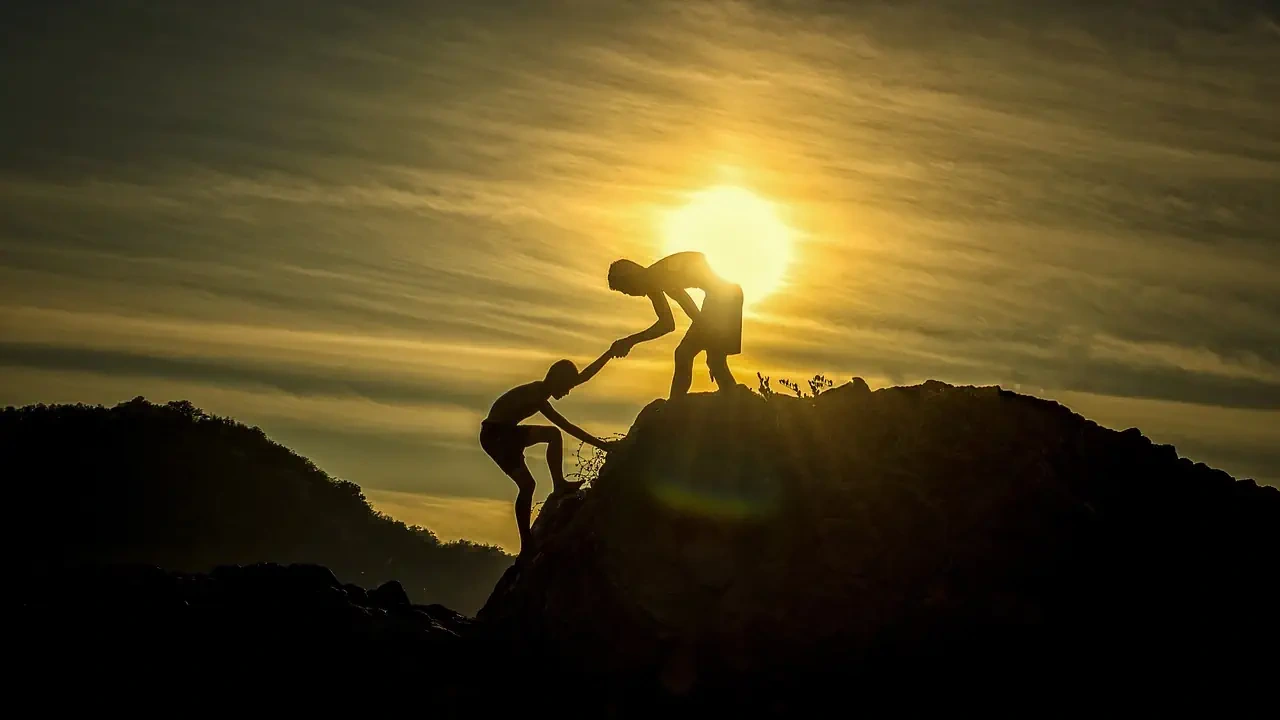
[2,0,1278,548]
[1087,334,1280,385]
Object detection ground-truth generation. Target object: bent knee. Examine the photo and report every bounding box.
[526,425,560,445]
[675,344,699,362]
[513,472,537,493]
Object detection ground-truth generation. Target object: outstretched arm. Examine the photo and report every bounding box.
[616,292,675,354]
[575,347,613,386]
[539,401,607,450]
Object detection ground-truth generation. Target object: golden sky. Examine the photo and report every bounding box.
[2,1,1278,550]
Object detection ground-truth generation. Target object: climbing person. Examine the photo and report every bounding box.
[607,251,745,398]
[480,349,616,554]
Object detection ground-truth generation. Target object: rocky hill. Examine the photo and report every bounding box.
[2,397,510,613]
[11,382,1279,709]
[480,381,1279,705]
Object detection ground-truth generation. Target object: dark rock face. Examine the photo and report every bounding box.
[18,562,474,691]
[480,383,1280,705]
[370,579,412,609]
[13,383,1279,710]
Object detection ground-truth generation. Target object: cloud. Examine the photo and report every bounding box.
[364,489,518,551]
[1086,334,1280,385]
[1,0,1278,523]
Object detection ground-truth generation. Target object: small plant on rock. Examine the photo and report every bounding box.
[758,372,834,399]
[778,374,834,399]
[569,433,626,487]
[756,372,775,398]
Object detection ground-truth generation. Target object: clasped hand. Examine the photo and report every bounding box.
[610,338,634,358]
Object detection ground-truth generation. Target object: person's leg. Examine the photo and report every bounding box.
[671,331,700,397]
[483,426,539,552]
[524,425,579,493]
[707,351,736,391]
[509,464,536,553]
[700,283,742,393]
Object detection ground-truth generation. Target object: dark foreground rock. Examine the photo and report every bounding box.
[481,382,1280,707]
[17,562,474,694]
[12,382,1280,711]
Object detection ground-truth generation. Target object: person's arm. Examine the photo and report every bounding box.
[614,291,675,356]
[539,401,607,450]
[666,287,701,322]
[575,347,613,386]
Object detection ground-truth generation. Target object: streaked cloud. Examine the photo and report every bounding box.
[2,0,1277,547]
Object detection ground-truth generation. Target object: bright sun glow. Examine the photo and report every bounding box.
[661,185,794,306]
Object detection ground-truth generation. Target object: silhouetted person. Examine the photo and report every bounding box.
[481,352,615,554]
[608,251,744,397]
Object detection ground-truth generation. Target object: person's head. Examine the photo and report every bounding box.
[543,359,579,399]
[608,259,648,297]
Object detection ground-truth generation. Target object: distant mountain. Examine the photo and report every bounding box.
[2,397,509,613]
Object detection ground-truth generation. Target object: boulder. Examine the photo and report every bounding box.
[370,580,411,609]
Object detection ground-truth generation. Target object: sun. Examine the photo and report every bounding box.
[661,185,793,306]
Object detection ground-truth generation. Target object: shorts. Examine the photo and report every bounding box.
[480,422,532,473]
[690,282,744,356]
